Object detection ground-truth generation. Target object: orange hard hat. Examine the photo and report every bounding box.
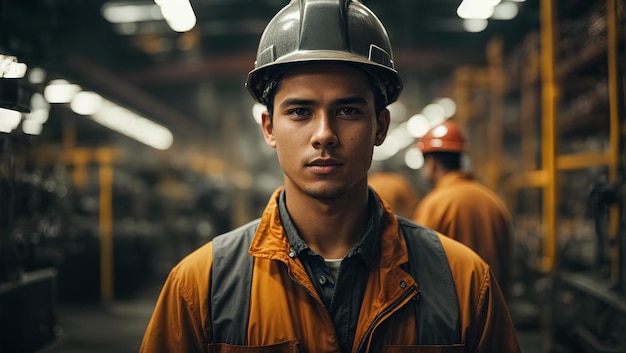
[416,119,468,154]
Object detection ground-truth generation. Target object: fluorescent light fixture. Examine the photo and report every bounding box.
[28,67,47,84]
[387,101,407,122]
[492,2,519,20]
[102,0,195,32]
[26,108,49,125]
[458,5,495,19]
[374,121,415,161]
[71,91,104,115]
[252,103,266,124]
[91,99,173,150]
[43,75,174,149]
[435,97,457,118]
[421,103,446,125]
[0,107,22,133]
[44,79,81,103]
[407,114,430,138]
[387,122,414,148]
[463,19,489,32]
[101,2,163,23]
[22,119,43,135]
[22,92,50,135]
[404,147,424,170]
[30,93,49,111]
[373,138,401,161]
[155,0,197,32]
[457,0,499,19]
[0,55,27,79]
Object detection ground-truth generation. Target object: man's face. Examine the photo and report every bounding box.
[261,63,390,200]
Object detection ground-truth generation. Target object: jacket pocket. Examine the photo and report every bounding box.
[385,344,465,353]
[207,340,302,353]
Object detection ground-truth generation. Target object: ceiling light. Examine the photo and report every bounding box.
[373,138,400,161]
[492,2,519,20]
[463,19,489,32]
[404,147,424,170]
[435,97,457,118]
[91,99,173,150]
[407,114,430,138]
[421,103,446,125]
[25,108,49,125]
[457,0,498,19]
[101,3,163,23]
[44,79,80,103]
[27,67,46,84]
[22,119,43,135]
[155,0,197,32]
[387,101,407,122]
[71,91,104,115]
[0,55,27,79]
[0,107,22,133]
[252,103,265,124]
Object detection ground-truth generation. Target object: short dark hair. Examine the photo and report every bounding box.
[425,152,462,171]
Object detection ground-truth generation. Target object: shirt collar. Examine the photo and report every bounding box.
[278,189,382,267]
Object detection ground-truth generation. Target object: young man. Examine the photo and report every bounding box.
[413,119,515,299]
[139,1,521,352]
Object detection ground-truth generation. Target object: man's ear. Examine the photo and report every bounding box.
[261,111,277,148]
[374,108,391,146]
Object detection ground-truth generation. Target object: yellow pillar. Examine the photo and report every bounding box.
[540,0,558,274]
[606,0,621,284]
[97,148,114,303]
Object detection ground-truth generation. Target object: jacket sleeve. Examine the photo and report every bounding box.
[469,267,521,353]
[139,243,214,353]
[438,234,521,353]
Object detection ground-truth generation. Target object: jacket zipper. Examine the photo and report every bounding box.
[355,285,419,353]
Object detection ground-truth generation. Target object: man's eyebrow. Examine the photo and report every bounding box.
[278,96,368,108]
[279,98,315,108]
[334,96,368,106]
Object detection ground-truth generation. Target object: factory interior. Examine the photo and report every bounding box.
[0,0,625,352]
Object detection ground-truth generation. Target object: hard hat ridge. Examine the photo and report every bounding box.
[298,0,349,51]
[246,0,403,106]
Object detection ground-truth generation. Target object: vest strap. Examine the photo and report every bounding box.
[209,220,258,344]
[398,217,461,344]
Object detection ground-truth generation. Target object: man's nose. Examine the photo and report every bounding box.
[311,114,338,148]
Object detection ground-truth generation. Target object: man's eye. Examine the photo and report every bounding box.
[338,107,358,116]
[287,108,309,116]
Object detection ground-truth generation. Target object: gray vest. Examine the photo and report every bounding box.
[209,217,461,346]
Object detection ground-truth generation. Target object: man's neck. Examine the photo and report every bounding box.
[284,184,370,259]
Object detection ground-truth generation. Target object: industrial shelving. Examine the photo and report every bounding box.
[452,0,625,351]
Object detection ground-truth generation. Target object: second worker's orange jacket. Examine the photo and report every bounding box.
[413,171,514,298]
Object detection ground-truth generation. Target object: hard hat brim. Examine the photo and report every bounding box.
[246,50,403,106]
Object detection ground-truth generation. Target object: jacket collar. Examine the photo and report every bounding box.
[434,170,472,189]
[249,187,408,270]
[276,188,381,267]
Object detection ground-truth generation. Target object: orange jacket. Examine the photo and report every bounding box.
[413,171,514,298]
[368,172,420,219]
[140,188,520,353]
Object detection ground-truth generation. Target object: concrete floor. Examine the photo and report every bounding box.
[36,287,544,353]
[37,290,158,353]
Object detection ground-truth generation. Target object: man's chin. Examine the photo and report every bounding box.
[303,186,346,200]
